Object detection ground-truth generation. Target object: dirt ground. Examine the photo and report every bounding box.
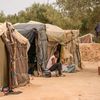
[0,61,100,100]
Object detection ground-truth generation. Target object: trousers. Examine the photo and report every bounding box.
[49,63,62,76]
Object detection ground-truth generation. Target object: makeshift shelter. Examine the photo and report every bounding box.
[79,33,94,43]
[14,21,48,75]
[0,22,29,89]
[46,24,82,68]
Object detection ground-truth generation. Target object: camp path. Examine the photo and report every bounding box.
[0,61,100,100]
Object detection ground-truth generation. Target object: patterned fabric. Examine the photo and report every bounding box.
[0,22,29,89]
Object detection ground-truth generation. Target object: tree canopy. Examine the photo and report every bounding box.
[4,4,67,29]
[56,0,100,34]
[0,1,100,35]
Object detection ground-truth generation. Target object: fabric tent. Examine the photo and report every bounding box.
[79,33,94,43]
[0,37,8,89]
[46,24,82,68]
[14,21,82,75]
[0,22,29,89]
[14,21,48,74]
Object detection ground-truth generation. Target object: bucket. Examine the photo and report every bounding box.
[98,67,100,75]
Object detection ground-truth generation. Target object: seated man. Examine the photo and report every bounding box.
[46,51,62,76]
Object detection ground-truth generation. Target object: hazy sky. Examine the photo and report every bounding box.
[0,0,54,15]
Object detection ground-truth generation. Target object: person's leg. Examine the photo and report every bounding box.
[49,63,62,76]
[96,32,99,37]
[57,63,62,76]
[49,63,58,72]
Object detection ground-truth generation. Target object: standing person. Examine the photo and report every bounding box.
[95,22,100,37]
[46,51,62,76]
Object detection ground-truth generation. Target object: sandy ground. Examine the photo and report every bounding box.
[0,61,100,100]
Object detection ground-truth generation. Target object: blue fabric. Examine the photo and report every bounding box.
[63,64,76,73]
[95,23,100,33]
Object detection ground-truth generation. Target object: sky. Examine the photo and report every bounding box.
[0,0,54,15]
